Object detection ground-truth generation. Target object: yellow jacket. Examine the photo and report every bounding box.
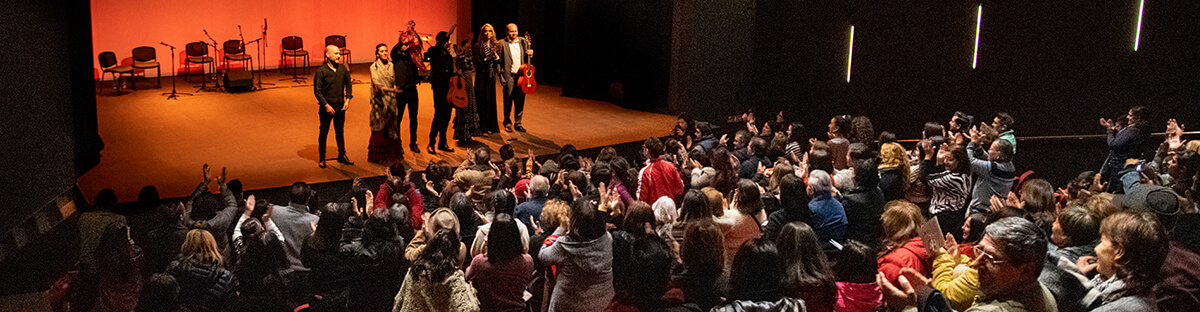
[930,252,979,311]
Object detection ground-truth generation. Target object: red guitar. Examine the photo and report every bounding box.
[518,32,536,94]
[402,21,429,76]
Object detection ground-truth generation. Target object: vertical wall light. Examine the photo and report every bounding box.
[847,25,855,82]
[1134,0,1145,51]
[972,4,982,68]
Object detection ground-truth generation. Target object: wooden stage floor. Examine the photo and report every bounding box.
[80,65,673,201]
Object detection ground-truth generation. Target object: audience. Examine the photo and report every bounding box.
[73,109,1200,312]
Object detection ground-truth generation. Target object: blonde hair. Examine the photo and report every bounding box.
[540,199,570,229]
[701,187,726,217]
[1085,192,1117,221]
[878,142,912,190]
[880,200,926,254]
[478,24,498,45]
[180,229,222,265]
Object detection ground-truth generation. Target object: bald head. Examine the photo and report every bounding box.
[505,23,519,41]
[325,45,341,64]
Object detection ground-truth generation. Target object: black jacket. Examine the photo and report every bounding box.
[391,42,420,90]
[841,186,885,248]
[166,257,237,312]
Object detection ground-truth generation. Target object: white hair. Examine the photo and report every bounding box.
[653,196,678,225]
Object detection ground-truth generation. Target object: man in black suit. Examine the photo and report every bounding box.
[392,33,422,153]
[498,23,533,132]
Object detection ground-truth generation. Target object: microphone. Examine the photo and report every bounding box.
[159,42,174,49]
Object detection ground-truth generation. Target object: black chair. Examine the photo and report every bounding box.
[222,40,253,73]
[280,36,309,75]
[131,46,161,90]
[98,51,133,95]
[184,42,214,85]
[325,35,350,65]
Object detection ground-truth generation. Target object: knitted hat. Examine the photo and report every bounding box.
[514,179,531,202]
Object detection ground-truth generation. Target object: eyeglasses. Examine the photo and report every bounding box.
[973,245,1007,265]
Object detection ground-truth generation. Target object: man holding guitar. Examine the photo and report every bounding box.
[426,28,456,154]
[499,23,533,133]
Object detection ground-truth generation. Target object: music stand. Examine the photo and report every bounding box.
[159,43,193,100]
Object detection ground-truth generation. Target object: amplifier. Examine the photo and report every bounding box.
[224,70,254,93]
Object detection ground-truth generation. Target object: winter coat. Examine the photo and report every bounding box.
[538,227,615,312]
[166,257,237,312]
[835,282,881,312]
[878,237,929,285]
[392,269,479,312]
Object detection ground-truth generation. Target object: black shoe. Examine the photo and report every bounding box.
[439,144,455,152]
[515,124,526,132]
[318,160,327,168]
[427,145,437,155]
[337,155,354,165]
[504,124,514,132]
[409,143,421,153]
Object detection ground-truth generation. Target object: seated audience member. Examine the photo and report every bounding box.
[717,179,766,269]
[393,228,479,312]
[967,127,1016,212]
[232,230,290,309]
[612,201,657,295]
[1088,212,1169,312]
[764,174,813,241]
[709,146,740,196]
[466,214,534,312]
[182,166,241,266]
[75,189,127,312]
[671,220,729,311]
[651,196,678,242]
[526,199,571,312]
[877,200,930,285]
[834,240,882,312]
[607,235,677,311]
[808,170,848,249]
[959,211,988,258]
[1100,106,1152,193]
[712,239,805,311]
[470,190,529,257]
[777,222,838,312]
[833,143,872,193]
[1102,183,1200,312]
[273,182,319,272]
[879,217,1056,312]
[842,157,885,249]
[139,273,187,312]
[1050,205,1101,263]
[738,136,768,180]
[661,189,716,257]
[167,229,237,312]
[638,136,685,203]
[928,226,981,311]
[539,200,615,312]
[848,116,876,151]
[339,202,410,311]
[993,112,1016,153]
[93,218,142,312]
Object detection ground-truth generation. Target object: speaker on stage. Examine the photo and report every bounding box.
[224,70,254,92]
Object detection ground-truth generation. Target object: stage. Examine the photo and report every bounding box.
[80,64,674,202]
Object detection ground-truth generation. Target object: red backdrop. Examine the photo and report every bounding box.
[91,0,466,79]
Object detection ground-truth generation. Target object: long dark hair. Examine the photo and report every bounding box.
[733,179,763,216]
[779,174,812,224]
[569,200,607,241]
[412,228,461,282]
[307,203,349,252]
[834,240,878,283]
[679,189,712,222]
[729,238,785,302]
[776,222,834,295]
[709,146,738,195]
[681,220,724,276]
[486,214,523,262]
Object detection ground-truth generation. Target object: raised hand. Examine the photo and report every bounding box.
[943,232,960,263]
[217,167,227,186]
[203,163,211,183]
[243,194,256,217]
[877,272,916,311]
[364,190,375,214]
[1167,119,1185,150]
[352,177,362,188]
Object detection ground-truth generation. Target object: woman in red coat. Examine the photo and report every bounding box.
[877,200,930,285]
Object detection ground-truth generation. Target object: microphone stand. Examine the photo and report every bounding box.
[201,29,223,92]
[247,37,273,90]
[159,42,193,100]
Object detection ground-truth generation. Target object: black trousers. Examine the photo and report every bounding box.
[318,106,346,159]
[398,86,419,144]
[501,74,525,126]
[430,84,452,145]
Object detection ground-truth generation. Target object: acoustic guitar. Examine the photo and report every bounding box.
[518,32,537,94]
[448,37,469,108]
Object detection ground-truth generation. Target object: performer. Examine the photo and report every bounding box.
[475,23,502,134]
[315,45,354,168]
[367,43,405,164]
[499,23,533,133]
[426,31,455,154]
[452,35,484,142]
[392,29,422,153]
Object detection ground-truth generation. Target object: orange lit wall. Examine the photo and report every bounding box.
[91,0,464,79]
